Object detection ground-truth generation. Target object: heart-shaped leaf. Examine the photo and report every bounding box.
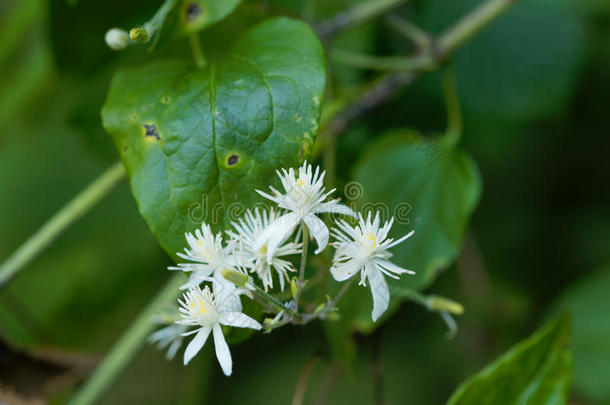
[102,17,325,259]
[447,314,572,405]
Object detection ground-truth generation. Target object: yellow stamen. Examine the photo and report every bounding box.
[296,178,305,187]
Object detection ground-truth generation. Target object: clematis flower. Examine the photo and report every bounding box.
[178,278,261,375]
[254,161,355,261]
[330,212,415,322]
[148,322,188,360]
[169,222,236,289]
[229,208,301,292]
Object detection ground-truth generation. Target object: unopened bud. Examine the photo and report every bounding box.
[105,28,129,50]
[129,27,149,42]
[221,268,249,287]
[290,278,298,298]
[426,295,464,315]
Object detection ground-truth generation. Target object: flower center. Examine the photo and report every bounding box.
[191,296,216,324]
[296,178,306,187]
[258,243,268,256]
[366,232,377,250]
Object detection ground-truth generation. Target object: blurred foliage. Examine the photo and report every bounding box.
[0,0,609,403]
[447,314,572,405]
[550,267,610,404]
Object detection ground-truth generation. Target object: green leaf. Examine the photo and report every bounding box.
[353,130,481,291]
[550,267,610,403]
[139,0,243,50]
[102,17,325,259]
[447,314,572,405]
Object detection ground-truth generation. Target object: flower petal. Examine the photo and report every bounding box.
[376,259,415,276]
[330,258,362,282]
[213,324,232,376]
[313,202,357,218]
[220,312,262,330]
[265,212,300,262]
[183,326,211,365]
[303,214,329,254]
[367,264,389,322]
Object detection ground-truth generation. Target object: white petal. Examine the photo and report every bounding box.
[254,212,298,251]
[313,202,357,218]
[220,312,262,330]
[183,327,211,365]
[213,324,232,376]
[330,259,362,282]
[376,259,415,275]
[386,230,415,249]
[303,214,329,254]
[265,213,300,262]
[367,264,389,322]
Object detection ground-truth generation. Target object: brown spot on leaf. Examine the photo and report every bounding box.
[185,2,202,22]
[143,124,160,140]
[227,154,239,166]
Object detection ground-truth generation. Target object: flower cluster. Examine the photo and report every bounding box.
[152,161,415,375]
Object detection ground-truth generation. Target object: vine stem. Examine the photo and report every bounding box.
[320,0,520,142]
[293,225,309,313]
[316,0,409,40]
[442,62,462,146]
[69,274,185,405]
[0,162,125,289]
[438,0,518,56]
[189,34,206,68]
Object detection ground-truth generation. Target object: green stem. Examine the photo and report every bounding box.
[0,162,125,289]
[293,226,309,312]
[189,34,206,68]
[317,0,409,39]
[252,284,300,319]
[438,0,517,56]
[331,49,429,71]
[385,14,431,48]
[442,62,462,146]
[69,274,185,405]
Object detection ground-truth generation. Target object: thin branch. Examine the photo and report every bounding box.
[385,14,431,49]
[292,354,320,405]
[317,0,409,41]
[0,162,125,289]
[321,0,520,139]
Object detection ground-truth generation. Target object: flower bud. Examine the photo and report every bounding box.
[426,295,464,315]
[221,268,249,287]
[129,27,149,42]
[105,28,129,50]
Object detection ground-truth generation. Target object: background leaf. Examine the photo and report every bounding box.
[549,267,610,404]
[102,17,326,258]
[447,314,572,405]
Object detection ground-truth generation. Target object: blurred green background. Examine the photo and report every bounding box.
[1,0,609,403]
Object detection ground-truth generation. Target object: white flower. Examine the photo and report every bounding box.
[330,212,415,322]
[177,278,261,375]
[104,28,129,50]
[254,161,355,261]
[149,323,188,360]
[169,222,236,289]
[230,208,301,291]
